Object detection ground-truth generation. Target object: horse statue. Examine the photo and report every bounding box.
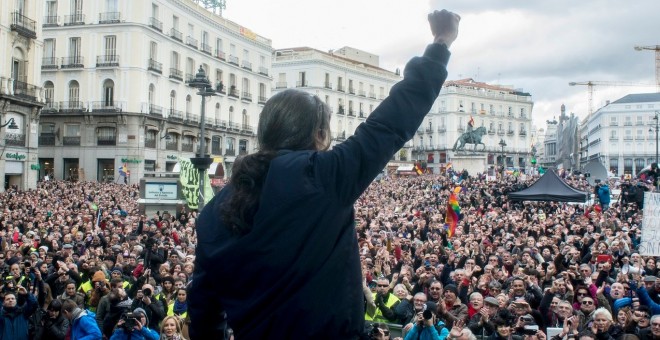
[452,126,487,151]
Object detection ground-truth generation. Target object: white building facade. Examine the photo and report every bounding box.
[0,0,44,191]
[413,79,534,174]
[582,93,660,177]
[271,47,402,154]
[39,0,272,183]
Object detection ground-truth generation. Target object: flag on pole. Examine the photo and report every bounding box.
[445,193,460,237]
[414,164,423,175]
[118,163,128,177]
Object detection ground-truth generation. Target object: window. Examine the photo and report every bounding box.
[104,35,116,60]
[186,95,192,114]
[226,137,235,151]
[186,58,194,79]
[202,31,208,45]
[228,106,234,123]
[150,41,157,60]
[243,49,249,61]
[216,38,223,52]
[610,130,617,138]
[151,3,159,18]
[11,48,26,83]
[103,79,114,106]
[44,81,54,104]
[242,78,250,94]
[106,0,118,12]
[169,90,176,110]
[65,124,81,137]
[172,16,178,30]
[72,0,83,16]
[46,1,57,17]
[69,80,80,103]
[44,39,56,62]
[148,84,155,107]
[171,51,179,69]
[69,37,81,58]
[242,109,248,127]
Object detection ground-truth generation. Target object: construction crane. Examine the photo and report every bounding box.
[568,80,656,117]
[634,45,660,91]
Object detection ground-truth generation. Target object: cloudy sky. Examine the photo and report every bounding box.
[223,0,660,129]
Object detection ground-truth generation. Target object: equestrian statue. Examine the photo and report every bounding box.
[452,125,487,151]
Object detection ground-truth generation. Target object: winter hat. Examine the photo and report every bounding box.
[444,284,458,295]
[133,307,149,327]
[92,270,106,282]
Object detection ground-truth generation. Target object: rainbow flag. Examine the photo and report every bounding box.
[445,193,460,237]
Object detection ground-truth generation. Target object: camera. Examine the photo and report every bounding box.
[122,312,138,329]
[143,288,152,297]
[422,304,433,320]
[522,326,539,335]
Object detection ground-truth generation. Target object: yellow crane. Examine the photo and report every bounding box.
[634,45,660,91]
[568,80,656,117]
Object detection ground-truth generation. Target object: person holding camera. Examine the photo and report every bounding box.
[404,305,450,340]
[109,308,159,340]
[34,299,69,340]
[366,277,401,323]
[0,285,37,340]
[131,283,165,331]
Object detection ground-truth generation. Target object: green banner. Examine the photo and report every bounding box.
[178,158,214,210]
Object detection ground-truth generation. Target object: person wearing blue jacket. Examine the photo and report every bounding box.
[109,307,159,340]
[0,286,37,340]
[404,309,450,340]
[189,9,461,340]
[61,298,102,340]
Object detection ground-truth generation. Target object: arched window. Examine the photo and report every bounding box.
[169,90,176,111]
[186,95,192,115]
[43,81,54,104]
[68,80,80,107]
[242,109,248,129]
[215,102,220,118]
[103,79,114,106]
[228,106,234,124]
[12,47,26,84]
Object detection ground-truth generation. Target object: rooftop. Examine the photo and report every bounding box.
[611,92,660,104]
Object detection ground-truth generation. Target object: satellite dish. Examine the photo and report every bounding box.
[583,160,608,186]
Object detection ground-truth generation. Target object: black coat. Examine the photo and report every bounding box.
[189,43,451,339]
[35,313,70,340]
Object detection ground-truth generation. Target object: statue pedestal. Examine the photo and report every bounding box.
[450,153,488,175]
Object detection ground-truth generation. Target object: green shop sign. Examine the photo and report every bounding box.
[30,164,41,170]
[6,153,26,161]
[121,158,142,164]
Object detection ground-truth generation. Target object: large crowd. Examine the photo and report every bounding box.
[0,170,659,340]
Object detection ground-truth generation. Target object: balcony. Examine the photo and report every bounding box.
[507,130,515,136]
[497,129,505,135]
[148,59,162,73]
[609,136,619,141]
[242,92,252,102]
[169,68,183,81]
[488,129,495,135]
[170,28,182,42]
[99,12,121,24]
[335,131,346,141]
[623,136,633,140]
[624,122,632,126]
[62,136,81,146]
[185,113,200,124]
[216,119,227,129]
[348,109,355,117]
[43,15,59,27]
[215,83,226,94]
[96,55,119,67]
[228,87,239,98]
[5,133,26,147]
[358,90,366,97]
[519,130,527,136]
[258,66,268,76]
[324,82,333,89]
[61,56,84,69]
[166,141,178,151]
[296,81,308,88]
[337,106,345,115]
[39,134,56,146]
[11,12,37,39]
[241,124,254,134]
[348,87,355,95]
[609,121,618,126]
[12,80,39,101]
[91,101,124,112]
[275,82,287,89]
[258,96,267,104]
[228,55,239,66]
[42,57,59,70]
[148,104,163,117]
[59,101,85,113]
[185,73,194,83]
[42,102,58,113]
[186,36,198,49]
[201,43,212,55]
[212,145,222,155]
[215,49,226,60]
[64,14,85,26]
[97,136,117,146]
[241,60,252,71]
[149,17,162,32]
[229,122,240,131]
[337,84,345,92]
[438,126,447,133]
[181,143,194,152]
[369,92,376,99]
[168,109,183,122]
[225,148,236,156]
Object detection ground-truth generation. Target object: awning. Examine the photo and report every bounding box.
[396,165,414,172]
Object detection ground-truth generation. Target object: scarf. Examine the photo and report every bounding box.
[173,299,187,315]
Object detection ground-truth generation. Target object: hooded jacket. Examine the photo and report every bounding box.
[108,308,159,340]
[69,307,102,340]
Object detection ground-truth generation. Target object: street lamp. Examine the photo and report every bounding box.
[1,118,19,130]
[188,66,217,211]
[654,111,659,166]
[499,139,507,177]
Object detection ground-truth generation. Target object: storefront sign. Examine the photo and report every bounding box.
[144,183,178,200]
[30,164,40,170]
[121,158,142,164]
[6,153,26,161]
[167,155,178,160]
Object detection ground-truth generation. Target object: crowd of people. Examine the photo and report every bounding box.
[0,168,658,339]
[0,181,194,339]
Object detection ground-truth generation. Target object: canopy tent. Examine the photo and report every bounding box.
[507,169,588,202]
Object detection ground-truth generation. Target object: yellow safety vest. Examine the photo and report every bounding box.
[365,292,400,322]
[80,280,92,294]
[167,301,188,319]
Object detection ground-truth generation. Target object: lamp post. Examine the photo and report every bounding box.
[499,139,507,177]
[653,111,659,191]
[1,118,18,130]
[188,66,216,211]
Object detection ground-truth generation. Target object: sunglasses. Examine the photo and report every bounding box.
[581,301,594,305]
[577,292,589,297]
[377,284,389,287]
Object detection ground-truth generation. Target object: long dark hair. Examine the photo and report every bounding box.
[221,89,331,235]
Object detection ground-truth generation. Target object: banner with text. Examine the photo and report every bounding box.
[178,158,214,210]
[641,192,660,256]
